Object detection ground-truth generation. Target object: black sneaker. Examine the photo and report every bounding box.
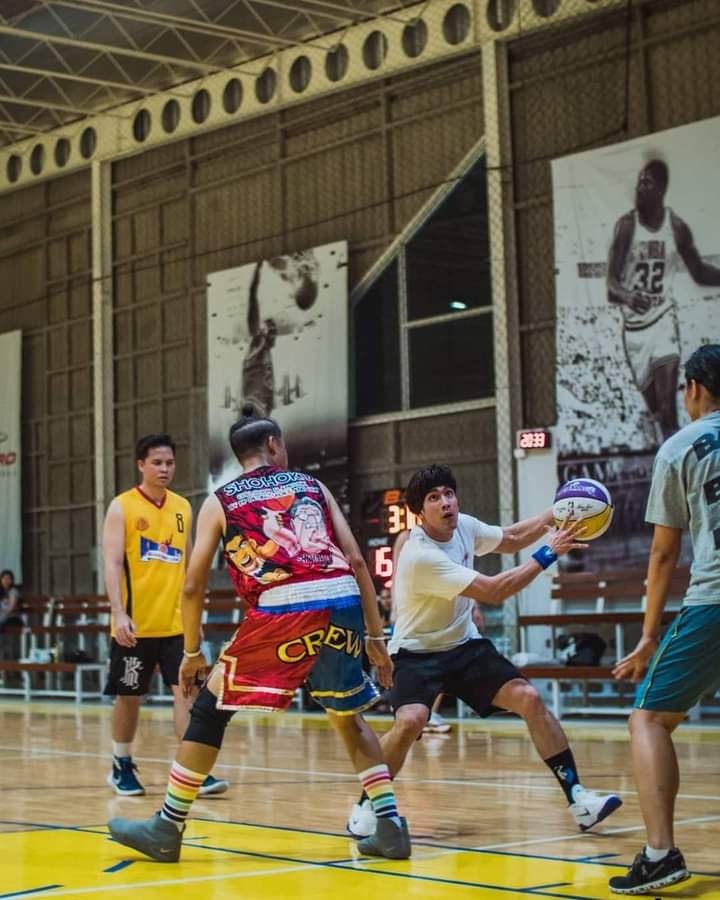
[609,848,690,894]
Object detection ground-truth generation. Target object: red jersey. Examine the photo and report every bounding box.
[216,466,358,613]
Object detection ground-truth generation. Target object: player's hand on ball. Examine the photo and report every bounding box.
[365,637,393,689]
[546,516,589,557]
[629,290,653,314]
[612,635,659,682]
[179,652,207,698]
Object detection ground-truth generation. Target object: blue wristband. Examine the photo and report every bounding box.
[532,545,558,570]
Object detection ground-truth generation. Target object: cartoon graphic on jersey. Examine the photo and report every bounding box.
[217,467,353,607]
[139,535,183,564]
[225,533,291,584]
[261,497,347,570]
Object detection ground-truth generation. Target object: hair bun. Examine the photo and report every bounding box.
[240,403,256,417]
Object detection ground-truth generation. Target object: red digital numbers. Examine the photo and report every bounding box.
[373,546,393,579]
[517,429,551,450]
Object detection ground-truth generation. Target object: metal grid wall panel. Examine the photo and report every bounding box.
[0,170,94,593]
[349,407,498,532]
[110,54,485,510]
[508,0,720,427]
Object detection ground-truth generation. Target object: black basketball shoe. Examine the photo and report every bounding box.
[609,847,690,894]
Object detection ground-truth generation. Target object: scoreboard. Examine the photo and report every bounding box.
[360,488,419,586]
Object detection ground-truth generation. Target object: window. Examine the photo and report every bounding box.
[354,262,401,416]
[353,152,493,416]
[409,313,494,407]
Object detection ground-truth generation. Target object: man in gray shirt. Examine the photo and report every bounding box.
[611,344,720,895]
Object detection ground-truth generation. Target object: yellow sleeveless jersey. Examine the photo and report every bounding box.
[116,487,191,638]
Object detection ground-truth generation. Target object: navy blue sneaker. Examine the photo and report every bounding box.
[198,774,229,796]
[107,756,145,796]
[609,848,690,894]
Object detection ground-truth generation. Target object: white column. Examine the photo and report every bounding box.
[482,39,523,647]
[91,160,115,593]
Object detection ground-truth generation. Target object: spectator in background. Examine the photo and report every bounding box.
[0,570,22,632]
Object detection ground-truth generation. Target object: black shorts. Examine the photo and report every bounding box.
[104,635,184,696]
[390,638,525,717]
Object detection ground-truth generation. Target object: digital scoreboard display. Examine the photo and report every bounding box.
[360,489,419,586]
[516,428,552,450]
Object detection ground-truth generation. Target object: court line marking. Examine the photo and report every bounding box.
[0,889,63,900]
[9,834,600,900]
[9,863,319,897]
[2,811,719,879]
[0,744,718,803]
[3,813,717,876]
[4,819,718,898]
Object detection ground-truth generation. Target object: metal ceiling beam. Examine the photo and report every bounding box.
[0,91,131,117]
[46,0,328,50]
[0,118,48,134]
[258,0,407,25]
[0,60,193,97]
[247,0,353,24]
[0,24,227,74]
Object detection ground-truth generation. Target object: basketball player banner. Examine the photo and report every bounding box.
[552,116,720,567]
[0,329,22,580]
[207,240,349,499]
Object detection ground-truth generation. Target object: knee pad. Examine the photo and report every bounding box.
[184,687,234,749]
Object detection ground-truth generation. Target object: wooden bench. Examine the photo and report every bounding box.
[0,660,105,703]
[514,566,693,719]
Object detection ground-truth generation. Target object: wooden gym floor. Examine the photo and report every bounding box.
[1,701,719,899]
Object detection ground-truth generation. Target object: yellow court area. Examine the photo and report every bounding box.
[2,701,720,899]
[0,819,686,900]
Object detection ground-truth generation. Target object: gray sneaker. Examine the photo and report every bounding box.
[108,812,183,862]
[357,816,411,859]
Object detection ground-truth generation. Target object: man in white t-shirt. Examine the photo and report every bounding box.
[348,464,623,839]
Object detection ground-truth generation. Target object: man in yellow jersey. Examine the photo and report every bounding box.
[103,433,228,797]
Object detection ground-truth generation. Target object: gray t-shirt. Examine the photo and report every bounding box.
[388,513,503,654]
[645,409,720,606]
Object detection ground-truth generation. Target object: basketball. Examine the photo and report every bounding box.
[552,478,613,540]
[294,272,318,310]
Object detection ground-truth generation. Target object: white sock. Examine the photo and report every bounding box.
[112,741,132,759]
[645,845,670,862]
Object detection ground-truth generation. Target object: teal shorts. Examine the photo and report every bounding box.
[635,604,720,713]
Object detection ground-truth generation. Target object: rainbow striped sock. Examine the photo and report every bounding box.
[359,764,398,819]
[160,762,205,829]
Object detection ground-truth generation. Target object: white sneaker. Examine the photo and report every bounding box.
[198,774,230,796]
[570,786,622,831]
[423,712,451,734]
[347,798,376,839]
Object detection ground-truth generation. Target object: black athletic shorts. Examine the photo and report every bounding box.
[104,635,184,696]
[390,638,525,717]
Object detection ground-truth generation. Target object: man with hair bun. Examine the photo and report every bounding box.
[347,464,622,839]
[109,406,411,862]
[610,344,720,894]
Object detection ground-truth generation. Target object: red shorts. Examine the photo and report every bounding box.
[216,601,378,714]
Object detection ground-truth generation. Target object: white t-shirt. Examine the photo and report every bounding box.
[388,513,503,654]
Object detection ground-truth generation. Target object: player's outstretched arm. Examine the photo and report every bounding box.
[495,508,555,554]
[247,261,262,337]
[673,215,720,286]
[319,482,393,688]
[103,500,136,648]
[613,524,682,682]
[462,520,587,606]
[179,494,224,696]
